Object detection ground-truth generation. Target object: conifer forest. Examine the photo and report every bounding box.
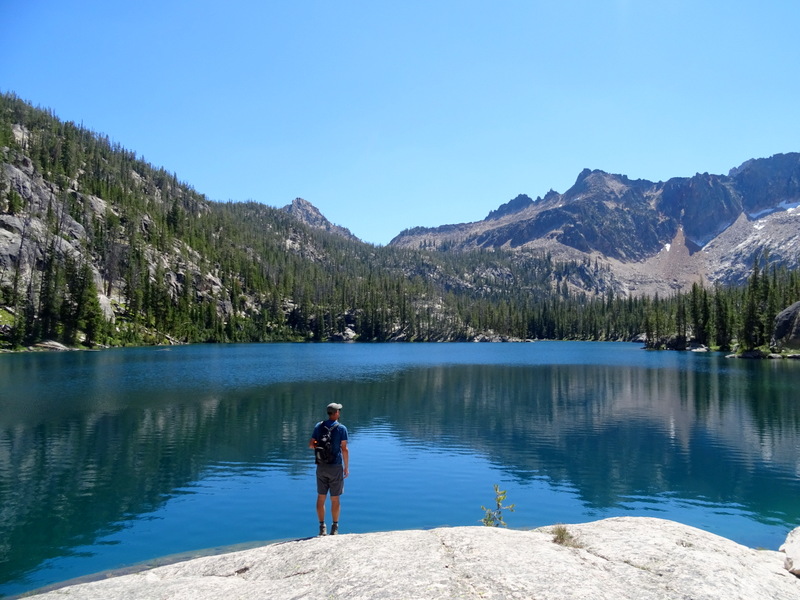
[1,92,798,353]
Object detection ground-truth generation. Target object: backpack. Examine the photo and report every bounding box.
[314,422,339,465]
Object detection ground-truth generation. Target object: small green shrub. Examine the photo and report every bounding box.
[481,484,515,527]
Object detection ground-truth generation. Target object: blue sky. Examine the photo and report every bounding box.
[2,1,799,245]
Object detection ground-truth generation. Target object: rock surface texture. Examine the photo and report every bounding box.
[29,518,800,600]
[782,526,800,576]
[773,301,800,350]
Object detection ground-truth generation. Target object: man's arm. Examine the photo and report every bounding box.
[340,440,349,477]
[308,423,320,449]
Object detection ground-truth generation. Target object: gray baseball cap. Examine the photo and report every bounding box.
[327,403,343,412]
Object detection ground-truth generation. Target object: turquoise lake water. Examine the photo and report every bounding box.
[1,342,799,596]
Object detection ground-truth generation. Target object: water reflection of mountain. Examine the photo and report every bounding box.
[2,357,799,587]
[345,363,800,517]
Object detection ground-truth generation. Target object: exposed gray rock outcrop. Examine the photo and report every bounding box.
[33,340,71,351]
[773,301,800,350]
[28,518,800,599]
[390,153,800,295]
[281,197,360,241]
[781,526,800,576]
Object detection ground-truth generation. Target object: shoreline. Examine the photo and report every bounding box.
[3,338,800,359]
[15,538,293,599]
[19,518,800,600]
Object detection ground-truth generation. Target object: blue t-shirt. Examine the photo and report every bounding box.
[312,419,348,465]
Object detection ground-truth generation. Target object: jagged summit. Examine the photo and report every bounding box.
[485,194,535,220]
[390,152,800,295]
[280,197,360,241]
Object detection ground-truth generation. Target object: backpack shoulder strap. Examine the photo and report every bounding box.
[320,422,339,435]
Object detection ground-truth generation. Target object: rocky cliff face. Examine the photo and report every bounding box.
[0,146,226,325]
[390,153,800,295]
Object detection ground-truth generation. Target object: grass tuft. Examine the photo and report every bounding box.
[551,524,583,548]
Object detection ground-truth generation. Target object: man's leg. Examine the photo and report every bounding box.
[316,494,328,535]
[331,495,341,522]
[328,465,344,533]
[330,495,341,534]
[316,494,327,522]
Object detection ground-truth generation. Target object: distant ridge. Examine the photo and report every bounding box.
[390,153,800,294]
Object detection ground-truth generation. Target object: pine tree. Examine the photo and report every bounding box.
[740,255,765,351]
[712,285,733,351]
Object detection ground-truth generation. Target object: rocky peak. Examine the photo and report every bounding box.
[280,198,359,241]
[389,152,800,296]
[728,152,800,215]
[485,194,535,220]
[541,189,560,203]
[282,198,326,227]
[566,169,641,202]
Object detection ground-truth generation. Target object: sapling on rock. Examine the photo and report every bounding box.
[481,484,515,527]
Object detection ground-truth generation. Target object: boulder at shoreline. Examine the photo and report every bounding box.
[782,526,800,576]
[28,517,799,599]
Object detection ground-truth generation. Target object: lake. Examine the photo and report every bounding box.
[1,342,799,597]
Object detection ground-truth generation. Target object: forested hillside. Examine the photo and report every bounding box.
[1,92,798,352]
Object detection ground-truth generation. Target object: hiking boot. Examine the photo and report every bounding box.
[318,523,327,536]
[330,523,339,535]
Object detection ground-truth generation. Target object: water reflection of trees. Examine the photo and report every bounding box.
[2,359,799,586]
[0,385,324,587]
[348,363,800,515]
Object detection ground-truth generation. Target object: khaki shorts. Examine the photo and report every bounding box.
[316,463,345,496]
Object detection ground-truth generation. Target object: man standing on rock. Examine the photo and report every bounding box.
[309,402,349,536]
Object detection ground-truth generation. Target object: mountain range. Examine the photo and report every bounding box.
[1,92,798,347]
[388,154,800,295]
